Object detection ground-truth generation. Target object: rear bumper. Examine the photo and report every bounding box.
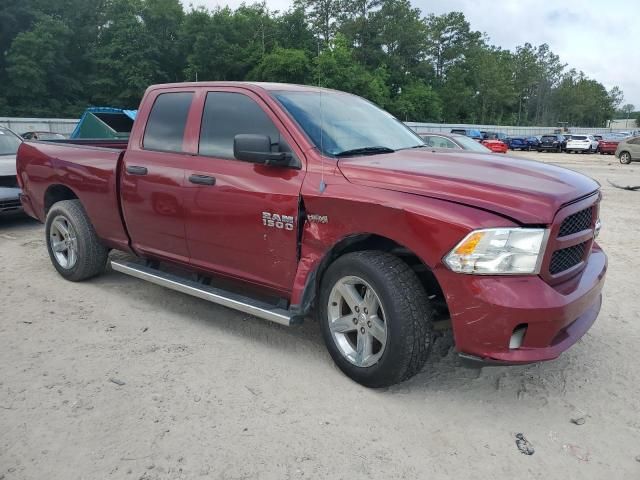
[437,245,606,365]
[538,145,561,150]
[599,146,617,153]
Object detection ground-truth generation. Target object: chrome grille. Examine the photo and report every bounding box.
[558,207,593,237]
[549,242,587,275]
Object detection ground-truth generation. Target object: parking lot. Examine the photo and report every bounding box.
[1,151,639,479]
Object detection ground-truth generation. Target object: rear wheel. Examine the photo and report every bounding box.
[45,200,108,281]
[318,251,434,388]
[620,151,632,164]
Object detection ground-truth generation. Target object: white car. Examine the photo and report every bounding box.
[565,134,598,153]
[0,126,23,213]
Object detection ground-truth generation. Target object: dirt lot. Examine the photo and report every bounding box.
[1,151,639,479]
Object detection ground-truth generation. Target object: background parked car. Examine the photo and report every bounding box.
[480,138,508,153]
[21,131,66,140]
[0,126,23,213]
[538,134,566,152]
[616,136,640,164]
[566,134,599,153]
[526,136,541,150]
[505,137,528,150]
[420,133,492,153]
[481,131,508,142]
[597,136,620,155]
[450,128,483,141]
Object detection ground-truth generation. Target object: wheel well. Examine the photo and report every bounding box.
[44,185,78,214]
[300,234,448,319]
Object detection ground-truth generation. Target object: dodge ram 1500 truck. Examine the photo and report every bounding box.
[17,82,607,387]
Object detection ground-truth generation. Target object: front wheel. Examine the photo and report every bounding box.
[620,152,632,164]
[45,200,108,281]
[318,251,434,388]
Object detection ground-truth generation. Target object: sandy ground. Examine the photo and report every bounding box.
[1,151,639,480]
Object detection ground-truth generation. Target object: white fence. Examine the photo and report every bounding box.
[0,117,78,135]
[405,122,635,136]
[1,117,635,139]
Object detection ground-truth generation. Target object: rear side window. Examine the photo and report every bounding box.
[427,136,458,149]
[143,92,194,153]
[199,92,280,159]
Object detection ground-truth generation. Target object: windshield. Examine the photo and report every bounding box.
[541,135,557,141]
[273,90,423,156]
[571,135,587,140]
[455,135,491,152]
[0,128,22,155]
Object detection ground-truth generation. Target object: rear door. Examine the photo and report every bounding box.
[182,88,306,294]
[120,89,196,264]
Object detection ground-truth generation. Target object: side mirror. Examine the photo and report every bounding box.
[233,134,292,167]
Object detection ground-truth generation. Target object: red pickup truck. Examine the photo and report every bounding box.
[17,82,606,387]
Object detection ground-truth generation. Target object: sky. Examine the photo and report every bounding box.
[183,0,640,107]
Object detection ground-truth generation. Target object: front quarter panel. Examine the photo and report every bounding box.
[290,169,516,308]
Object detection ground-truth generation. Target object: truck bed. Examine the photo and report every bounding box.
[16,140,131,252]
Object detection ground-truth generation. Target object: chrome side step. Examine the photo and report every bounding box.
[110,260,296,326]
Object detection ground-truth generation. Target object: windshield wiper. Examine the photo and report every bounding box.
[335,146,395,157]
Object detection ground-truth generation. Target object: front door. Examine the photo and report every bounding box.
[182,89,306,294]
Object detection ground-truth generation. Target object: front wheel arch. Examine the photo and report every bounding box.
[296,233,446,320]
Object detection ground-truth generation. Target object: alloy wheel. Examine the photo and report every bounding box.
[327,276,388,368]
[49,215,78,269]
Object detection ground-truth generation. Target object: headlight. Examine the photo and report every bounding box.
[444,228,548,275]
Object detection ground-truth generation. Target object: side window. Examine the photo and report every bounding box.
[422,136,434,146]
[199,92,281,160]
[628,137,640,145]
[143,92,194,153]
[431,136,457,149]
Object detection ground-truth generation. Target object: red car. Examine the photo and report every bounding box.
[16,82,606,387]
[481,139,508,153]
[598,138,620,155]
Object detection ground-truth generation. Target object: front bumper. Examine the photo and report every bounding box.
[0,187,22,214]
[538,144,561,150]
[436,245,606,364]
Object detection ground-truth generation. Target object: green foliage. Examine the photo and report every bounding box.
[0,0,626,127]
[314,34,388,106]
[249,47,310,84]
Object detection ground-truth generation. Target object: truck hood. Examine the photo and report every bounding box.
[337,150,599,224]
[0,154,17,177]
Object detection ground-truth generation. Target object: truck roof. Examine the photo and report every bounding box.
[146,81,344,95]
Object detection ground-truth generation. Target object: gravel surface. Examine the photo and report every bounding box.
[1,151,639,479]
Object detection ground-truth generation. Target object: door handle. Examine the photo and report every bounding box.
[189,174,216,186]
[126,165,148,175]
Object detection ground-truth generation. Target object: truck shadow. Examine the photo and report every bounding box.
[93,266,588,401]
[0,213,40,232]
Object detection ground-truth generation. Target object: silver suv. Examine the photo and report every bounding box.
[0,126,23,213]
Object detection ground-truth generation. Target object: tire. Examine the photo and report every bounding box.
[45,199,108,281]
[318,251,434,388]
[619,151,632,165]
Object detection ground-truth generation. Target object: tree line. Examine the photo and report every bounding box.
[0,0,626,127]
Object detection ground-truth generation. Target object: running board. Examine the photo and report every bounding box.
[109,260,297,326]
